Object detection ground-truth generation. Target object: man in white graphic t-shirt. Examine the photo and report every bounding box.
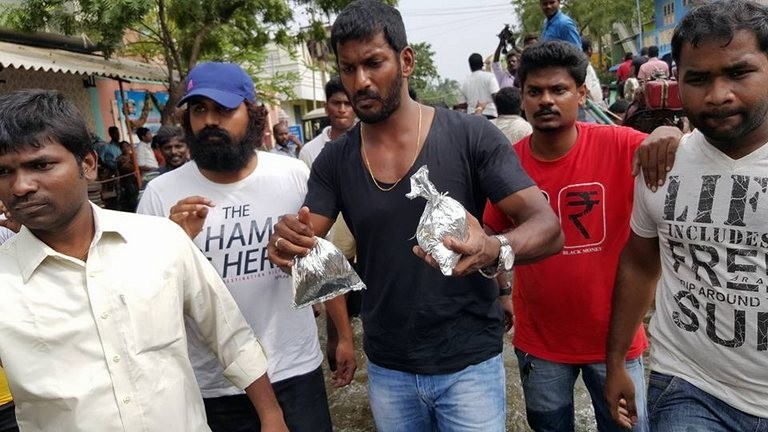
[138,62,355,432]
[605,1,768,430]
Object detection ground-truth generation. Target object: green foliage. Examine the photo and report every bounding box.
[410,42,439,96]
[418,77,461,108]
[510,0,654,46]
[1,0,152,56]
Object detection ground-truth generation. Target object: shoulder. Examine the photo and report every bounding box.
[144,161,196,192]
[259,151,310,176]
[102,208,187,242]
[577,123,646,150]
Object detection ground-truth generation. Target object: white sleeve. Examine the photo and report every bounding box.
[629,174,659,238]
[136,183,167,217]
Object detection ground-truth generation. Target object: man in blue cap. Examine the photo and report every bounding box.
[138,62,354,432]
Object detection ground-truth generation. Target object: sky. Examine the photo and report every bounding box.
[397,0,524,83]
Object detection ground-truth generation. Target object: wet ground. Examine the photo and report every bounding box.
[319,316,602,432]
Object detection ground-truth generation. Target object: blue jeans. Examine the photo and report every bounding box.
[647,371,768,431]
[515,349,648,432]
[367,354,506,432]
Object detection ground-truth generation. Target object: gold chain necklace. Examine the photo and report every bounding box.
[360,104,423,192]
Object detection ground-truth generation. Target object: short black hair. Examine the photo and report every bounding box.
[136,127,150,139]
[648,45,659,58]
[624,52,634,61]
[640,46,648,56]
[324,76,346,100]
[494,87,523,116]
[469,53,484,71]
[524,33,539,44]
[153,126,183,149]
[581,36,593,54]
[330,0,408,57]
[0,89,93,161]
[672,0,768,65]
[518,40,589,87]
[108,126,120,141]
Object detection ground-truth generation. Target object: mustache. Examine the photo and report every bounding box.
[534,107,559,117]
[10,197,48,211]
[701,109,741,120]
[352,90,381,104]
[196,127,233,144]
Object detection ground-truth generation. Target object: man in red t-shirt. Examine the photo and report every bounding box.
[616,52,633,99]
[483,41,652,432]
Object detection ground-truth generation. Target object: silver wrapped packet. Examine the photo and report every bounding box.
[406,165,468,276]
[292,236,366,309]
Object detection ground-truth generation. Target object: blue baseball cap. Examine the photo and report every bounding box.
[177,62,256,109]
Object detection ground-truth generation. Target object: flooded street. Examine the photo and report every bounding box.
[319,316,601,432]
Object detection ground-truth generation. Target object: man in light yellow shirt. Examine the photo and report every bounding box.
[0,89,288,432]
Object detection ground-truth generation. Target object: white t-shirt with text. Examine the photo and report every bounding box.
[631,130,768,417]
[137,152,322,397]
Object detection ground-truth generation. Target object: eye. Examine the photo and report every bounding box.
[729,70,750,79]
[33,162,53,170]
[527,88,541,96]
[191,104,206,114]
[340,65,354,75]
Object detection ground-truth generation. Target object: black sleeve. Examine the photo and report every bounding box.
[473,117,535,203]
[303,138,342,220]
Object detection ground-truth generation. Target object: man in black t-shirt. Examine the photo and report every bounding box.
[267,1,563,430]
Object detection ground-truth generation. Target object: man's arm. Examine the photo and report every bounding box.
[415,185,563,276]
[244,375,288,432]
[605,232,661,428]
[267,207,358,386]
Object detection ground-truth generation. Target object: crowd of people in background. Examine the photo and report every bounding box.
[1,0,767,431]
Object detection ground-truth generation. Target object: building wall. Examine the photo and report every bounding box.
[0,66,97,132]
[262,42,326,126]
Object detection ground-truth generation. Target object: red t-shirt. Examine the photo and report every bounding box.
[484,123,648,363]
[617,59,632,83]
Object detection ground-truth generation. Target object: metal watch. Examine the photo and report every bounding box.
[479,234,515,279]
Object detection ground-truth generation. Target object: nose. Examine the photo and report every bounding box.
[203,110,220,128]
[539,90,555,106]
[353,68,372,93]
[705,77,734,106]
[9,172,37,197]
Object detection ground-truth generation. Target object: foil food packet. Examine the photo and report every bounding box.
[292,236,366,309]
[406,165,468,276]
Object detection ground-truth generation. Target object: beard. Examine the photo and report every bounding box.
[187,127,256,172]
[689,102,768,146]
[351,69,403,124]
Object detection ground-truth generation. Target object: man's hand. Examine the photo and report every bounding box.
[0,201,21,233]
[169,196,214,239]
[605,366,639,429]
[412,211,501,277]
[330,337,356,388]
[268,206,317,269]
[632,125,682,191]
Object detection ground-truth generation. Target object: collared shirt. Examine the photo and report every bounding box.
[135,141,159,170]
[491,114,532,144]
[97,141,123,171]
[270,142,299,158]
[458,70,501,118]
[638,57,670,81]
[491,62,516,89]
[541,10,582,47]
[0,204,267,432]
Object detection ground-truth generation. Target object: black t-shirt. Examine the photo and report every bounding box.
[305,108,534,374]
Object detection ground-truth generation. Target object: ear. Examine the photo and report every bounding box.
[577,83,588,107]
[82,150,98,182]
[401,46,416,78]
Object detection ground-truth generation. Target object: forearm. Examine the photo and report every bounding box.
[606,244,660,368]
[502,213,563,265]
[244,374,285,427]
[324,296,353,344]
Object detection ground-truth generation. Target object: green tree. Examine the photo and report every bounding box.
[410,42,440,98]
[510,0,654,68]
[1,0,397,123]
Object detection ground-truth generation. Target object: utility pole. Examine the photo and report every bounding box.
[636,0,643,52]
